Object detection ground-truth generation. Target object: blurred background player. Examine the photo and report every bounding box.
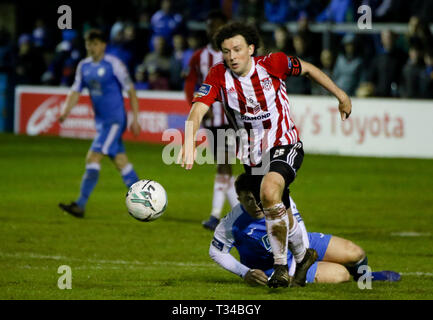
[179,22,352,288]
[58,29,141,218]
[209,173,401,286]
[184,11,238,230]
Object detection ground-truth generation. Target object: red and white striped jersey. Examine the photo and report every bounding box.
[184,44,229,128]
[192,52,302,166]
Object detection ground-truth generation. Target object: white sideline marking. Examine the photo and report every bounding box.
[390,232,431,237]
[0,252,214,268]
[400,272,433,277]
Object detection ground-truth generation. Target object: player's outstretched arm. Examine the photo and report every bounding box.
[127,87,141,137]
[59,91,80,123]
[177,102,209,170]
[299,59,352,120]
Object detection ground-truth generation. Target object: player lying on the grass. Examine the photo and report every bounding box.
[209,173,401,286]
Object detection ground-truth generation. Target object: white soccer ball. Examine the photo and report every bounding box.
[126,180,167,222]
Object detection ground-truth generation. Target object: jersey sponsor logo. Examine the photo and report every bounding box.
[246,97,261,115]
[240,112,270,121]
[261,235,271,252]
[194,84,212,98]
[211,237,224,251]
[260,77,272,91]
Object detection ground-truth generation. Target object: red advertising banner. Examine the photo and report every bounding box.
[14,86,190,144]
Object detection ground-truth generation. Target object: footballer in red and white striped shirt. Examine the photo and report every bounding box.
[179,22,352,288]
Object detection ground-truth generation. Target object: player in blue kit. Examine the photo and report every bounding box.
[58,29,141,218]
[210,174,401,286]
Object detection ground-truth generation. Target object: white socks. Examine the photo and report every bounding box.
[210,174,238,219]
[287,214,307,263]
[264,202,307,265]
[264,203,289,265]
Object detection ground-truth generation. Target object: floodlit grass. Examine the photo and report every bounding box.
[0,133,432,300]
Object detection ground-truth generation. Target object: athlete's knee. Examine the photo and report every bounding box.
[86,151,103,164]
[345,241,366,265]
[260,173,285,208]
[113,153,129,170]
[333,264,351,283]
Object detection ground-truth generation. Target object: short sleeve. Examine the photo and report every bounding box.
[71,60,85,92]
[192,64,222,107]
[107,55,133,92]
[259,52,302,80]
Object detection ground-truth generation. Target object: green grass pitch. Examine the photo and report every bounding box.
[0,133,432,300]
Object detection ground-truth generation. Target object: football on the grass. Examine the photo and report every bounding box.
[126,180,167,222]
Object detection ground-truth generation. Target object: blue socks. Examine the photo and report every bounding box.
[76,163,100,210]
[121,163,139,188]
[75,162,138,210]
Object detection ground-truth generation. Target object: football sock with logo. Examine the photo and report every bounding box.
[76,163,100,209]
[264,202,289,265]
[121,163,139,188]
[225,176,239,208]
[210,174,227,219]
[287,216,307,263]
[346,256,369,281]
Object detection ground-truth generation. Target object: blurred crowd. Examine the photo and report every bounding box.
[0,0,432,98]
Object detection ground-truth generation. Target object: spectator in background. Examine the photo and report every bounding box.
[400,38,424,98]
[106,23,134,74]
[169,33,188,90]
[296,14,321,59]
[285,32,316,94]
[142,36,171,89]
[357,30,407,97]
[269,25,292,54]
[150,0,185,50]
[32,19,52,51]
[134,64,150,90]
[182,31,202,74]
[312,48,334,95]
[41,30,82,86]
[332,34,363,96]
[419,48,433,99]
[316,0,354,23]
[15,34,45,85]
[406,16,433,52]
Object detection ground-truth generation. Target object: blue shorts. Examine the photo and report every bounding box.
[264,233,332,283]
[304,233,332,283]
[91,122,126,158]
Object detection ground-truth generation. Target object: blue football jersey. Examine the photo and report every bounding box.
[212,197,309,274]
[72,54,133,124]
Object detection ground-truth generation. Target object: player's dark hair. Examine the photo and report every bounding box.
[213,22,261,55]
[207,10,228,23]
[235,173,262,196]
[84,29,107,43]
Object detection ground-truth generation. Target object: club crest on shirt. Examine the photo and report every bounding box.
[97,67,105,77]
[260,77,272,91]
[194,83,212,98]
